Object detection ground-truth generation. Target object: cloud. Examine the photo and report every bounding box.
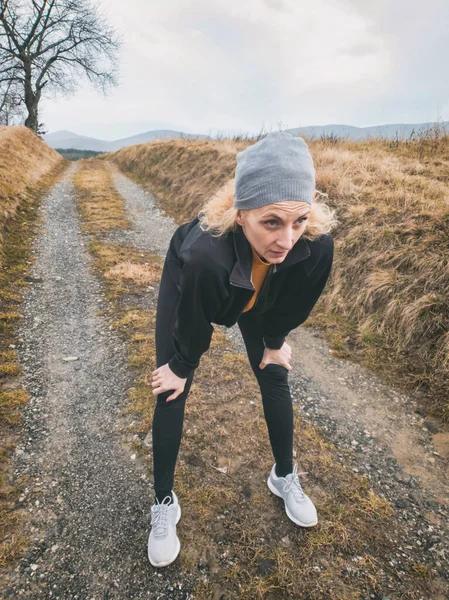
[341,42,380,57]
[263,0,293,12]
[40,0,447,138]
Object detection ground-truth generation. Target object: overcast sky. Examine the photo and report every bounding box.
[41,0,449,140]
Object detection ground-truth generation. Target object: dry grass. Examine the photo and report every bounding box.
[105,131,449,422]
[71,159,441,598]
[0,126,68,566]
[100,136,248,222]
[0,125,65,268]
[72,159,133,233]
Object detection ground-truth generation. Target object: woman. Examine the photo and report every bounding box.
[147,131,337,568]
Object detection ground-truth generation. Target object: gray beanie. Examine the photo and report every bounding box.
[233,131,316,210]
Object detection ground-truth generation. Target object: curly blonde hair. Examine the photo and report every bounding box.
[198,178,338,241]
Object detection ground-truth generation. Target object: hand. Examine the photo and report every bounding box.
[259,342,292,371]
[152,363,187,402]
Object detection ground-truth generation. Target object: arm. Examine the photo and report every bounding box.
[168,255,229,380]
[262,236,334,350]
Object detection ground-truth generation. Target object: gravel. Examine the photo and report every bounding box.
[110,164,449,594]
[2,160,448,599]
[1,163,195,599]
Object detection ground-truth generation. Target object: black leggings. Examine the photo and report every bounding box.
[151,259,294,502]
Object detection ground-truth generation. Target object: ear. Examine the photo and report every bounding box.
[235,209,243,226]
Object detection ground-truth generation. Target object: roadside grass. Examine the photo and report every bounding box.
[103,131,449,425]
[0,126,64,264]
[72,158,442,599]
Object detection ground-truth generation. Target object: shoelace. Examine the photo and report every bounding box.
[151,495,173,537]
[282,464,309,502]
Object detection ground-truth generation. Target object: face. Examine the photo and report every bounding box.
[236,201,311,263]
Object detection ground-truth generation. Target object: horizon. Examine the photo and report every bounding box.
[45,117,449,143]
[38,0,449,141]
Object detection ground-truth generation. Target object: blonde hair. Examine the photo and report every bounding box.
[198,178,339,240]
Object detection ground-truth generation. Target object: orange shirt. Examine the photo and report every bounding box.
[242,246,271,313]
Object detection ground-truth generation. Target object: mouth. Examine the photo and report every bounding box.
[270,250,287,256]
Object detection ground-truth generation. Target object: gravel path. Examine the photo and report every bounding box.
[1,163,189,598]
[2,161,448,598]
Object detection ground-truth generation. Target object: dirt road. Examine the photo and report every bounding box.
[1,160,448,599]
[1,163,183,598]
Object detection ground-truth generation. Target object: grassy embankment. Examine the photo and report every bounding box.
[103,130,449,425]
[0,126,67,566]
[70,147,445,597]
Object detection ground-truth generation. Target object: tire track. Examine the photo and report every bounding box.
[1,163,181,599]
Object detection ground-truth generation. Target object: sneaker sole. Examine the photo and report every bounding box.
[267,476,318,528]
[148,504,182,568]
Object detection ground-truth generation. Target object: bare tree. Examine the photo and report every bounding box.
[0,76,24,124]
[0,0,122,135]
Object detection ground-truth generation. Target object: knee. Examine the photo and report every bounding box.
[256,362,289,383]
[155,392,186,409]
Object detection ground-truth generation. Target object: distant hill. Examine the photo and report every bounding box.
[43,129,211,152]
[44,121,449,151]
[287,121,449,141]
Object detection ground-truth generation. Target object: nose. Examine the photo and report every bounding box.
[276,228,295,251]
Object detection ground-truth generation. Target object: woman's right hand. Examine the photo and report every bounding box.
[152,363,187,402]
[259,341,292,371]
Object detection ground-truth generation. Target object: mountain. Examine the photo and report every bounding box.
[44,130,110,152]
[287,121,449,141]
[43,129,211,152]
[44,121,449,151]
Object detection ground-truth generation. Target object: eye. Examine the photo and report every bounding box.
[264,217,308,226]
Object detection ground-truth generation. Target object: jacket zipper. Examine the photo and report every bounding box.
[251,264,274,311]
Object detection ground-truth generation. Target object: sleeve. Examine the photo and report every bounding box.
[168,255,229,379]
[262,236,334,350]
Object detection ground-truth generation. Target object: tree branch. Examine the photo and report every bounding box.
[0,0,122,132]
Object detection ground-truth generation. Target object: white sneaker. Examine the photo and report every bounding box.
[147,491,181,567]
[267,463,318,527]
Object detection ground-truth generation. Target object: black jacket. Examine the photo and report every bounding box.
[163,216,334,379]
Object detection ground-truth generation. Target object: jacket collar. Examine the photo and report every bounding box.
[229,224,311,289]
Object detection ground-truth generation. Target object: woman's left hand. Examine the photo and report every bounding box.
[259,341,292,371]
